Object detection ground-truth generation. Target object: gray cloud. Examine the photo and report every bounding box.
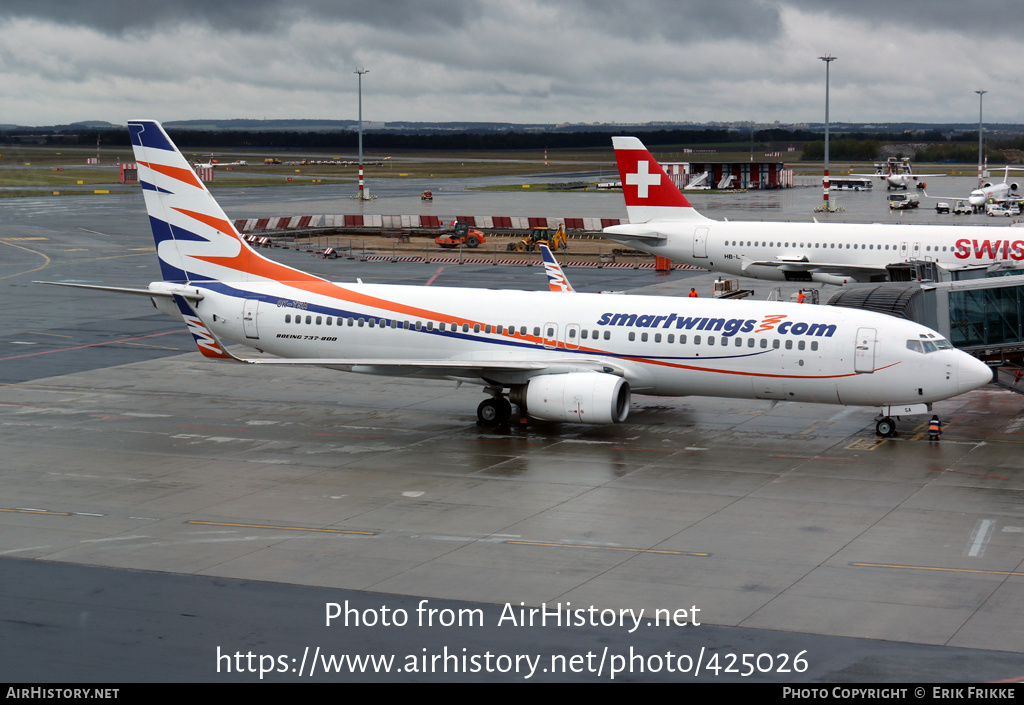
[0,1,1021,126]
[0,0,481,35]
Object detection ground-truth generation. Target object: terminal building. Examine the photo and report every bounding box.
[661,160,794,190]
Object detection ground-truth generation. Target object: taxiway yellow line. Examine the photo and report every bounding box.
[186,520,375,536]
[508,540,709,557]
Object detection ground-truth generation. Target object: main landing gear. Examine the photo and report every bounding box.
[477,396,513,427]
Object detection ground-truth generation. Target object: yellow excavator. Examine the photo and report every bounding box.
[507,223,567,253]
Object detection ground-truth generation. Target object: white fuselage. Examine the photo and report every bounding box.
[159,279,987,409]
[606,219,1024,284]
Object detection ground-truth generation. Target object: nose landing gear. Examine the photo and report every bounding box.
[875,416,897,437]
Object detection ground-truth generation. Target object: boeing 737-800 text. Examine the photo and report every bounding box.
[39,122,992,437]
[603,136,1024,285]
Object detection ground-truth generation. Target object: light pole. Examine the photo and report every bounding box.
[355,67,369,200]
[819,54,837,211]
[975,89,987,187]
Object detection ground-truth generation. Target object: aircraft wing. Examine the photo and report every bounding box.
[742,258,888,276]
[221,351,629,386]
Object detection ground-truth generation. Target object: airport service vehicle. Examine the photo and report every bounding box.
[935,202,950,214]
[987,204,1020,217]
[435,221,485,248]
[507,224,568,252]
[39,121,992,437]
[826,177,873,192]
[888,193,920,210]
[602,136,1024,285]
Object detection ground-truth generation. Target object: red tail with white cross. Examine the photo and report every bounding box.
[612,136,709,223]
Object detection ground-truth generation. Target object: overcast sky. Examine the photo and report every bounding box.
[2,1,1022,127]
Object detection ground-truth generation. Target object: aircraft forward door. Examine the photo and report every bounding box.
[854,327,876,373]
[693,227,709,258]
[242,299,260,339]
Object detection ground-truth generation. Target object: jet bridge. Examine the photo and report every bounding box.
[827,273,1024,370]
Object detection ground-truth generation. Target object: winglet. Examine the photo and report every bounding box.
[539,244,575,293]
[612,136,710,224]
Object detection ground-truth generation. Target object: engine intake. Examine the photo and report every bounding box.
[521,372,630,424]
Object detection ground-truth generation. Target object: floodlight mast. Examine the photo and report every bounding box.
[355,67,369,200]
[819,54,837,211]
[976,89,987,187]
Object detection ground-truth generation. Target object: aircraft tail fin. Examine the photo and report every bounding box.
[539,244,575,293]
[128,120,324,286]
[612,136,710,224]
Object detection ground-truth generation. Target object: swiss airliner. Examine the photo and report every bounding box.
[40,121,992,437]
[603,136,1024,285]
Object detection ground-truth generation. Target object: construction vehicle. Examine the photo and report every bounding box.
[435,221,485,248]
[506,223,568,253]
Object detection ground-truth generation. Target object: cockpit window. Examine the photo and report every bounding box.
[908,338,954,353]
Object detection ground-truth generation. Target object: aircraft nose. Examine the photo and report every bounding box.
[958,354,993,393]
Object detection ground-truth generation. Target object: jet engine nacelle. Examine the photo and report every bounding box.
[1011,182,1019,192]
[523,372,630,424]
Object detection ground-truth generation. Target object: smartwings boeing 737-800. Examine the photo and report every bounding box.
[603,136,1024,285]
[39,121,992,438]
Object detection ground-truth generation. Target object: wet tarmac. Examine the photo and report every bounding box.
[1,178,1023,683]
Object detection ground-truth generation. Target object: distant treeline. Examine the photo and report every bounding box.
[2,126,823,152]
[5,125,1021,161]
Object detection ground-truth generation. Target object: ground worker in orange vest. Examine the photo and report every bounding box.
[688,288,698,298]
[797,289,806,304]
[928,415,942,441]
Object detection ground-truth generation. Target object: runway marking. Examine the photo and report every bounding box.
[508,540,709,557]
[845,439,885,450]
[186,520,376,536]
[966,519,996,558]
[425,266,446,286]
[0,329,183,361]
[852,562,1024,577]
[771,455,860,462]
[13,330,72,338]
[314,432,391,439]
[0,545,52,555]
[0,240,51,280]
[178,424,250,432]
[0,507,71,516]
[933,467,1008,480]
[851,561,1024,577]
[608,446,698,454]
[122,341,184,351]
